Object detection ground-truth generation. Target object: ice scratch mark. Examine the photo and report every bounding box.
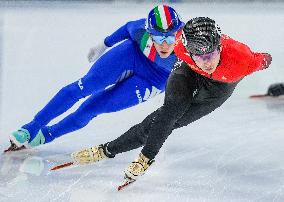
[49,169,92,202]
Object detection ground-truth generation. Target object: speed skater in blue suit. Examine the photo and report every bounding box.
[6,5,185,152]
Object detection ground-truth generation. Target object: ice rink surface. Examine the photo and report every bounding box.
[0,1,284,202]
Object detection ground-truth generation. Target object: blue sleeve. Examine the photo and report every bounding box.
[104,19,146,47]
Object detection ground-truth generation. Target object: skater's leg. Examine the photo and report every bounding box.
[42,74,163,143]
[12,40,137,146]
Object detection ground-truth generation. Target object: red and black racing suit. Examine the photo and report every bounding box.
[106,33,272,160]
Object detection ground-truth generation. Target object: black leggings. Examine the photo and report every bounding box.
[108,62,238,159]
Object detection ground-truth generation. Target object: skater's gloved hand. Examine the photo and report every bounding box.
[262,53,272,69]
[71,145,108,164]
[87,42,108,63]
[267,83,284,96]
[124,153,154,181]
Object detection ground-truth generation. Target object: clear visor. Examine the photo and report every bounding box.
[152,35,176,45]
[191,49,220,62]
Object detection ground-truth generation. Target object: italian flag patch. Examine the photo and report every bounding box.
[140,32,156,61]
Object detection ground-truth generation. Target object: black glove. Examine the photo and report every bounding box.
[262,53,272,69]
[267,83,284,96]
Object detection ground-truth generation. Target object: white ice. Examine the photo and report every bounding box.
[1,2,284,202]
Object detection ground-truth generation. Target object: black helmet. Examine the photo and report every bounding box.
[183,17,221,55]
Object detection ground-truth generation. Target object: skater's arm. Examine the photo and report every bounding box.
[104,19,145,47]
[238,42,272,74]
[247,52,272,73]
[88,19,146,63]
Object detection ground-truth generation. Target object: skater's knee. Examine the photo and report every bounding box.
[60,82,86,100]
[134,125,148,145]
[137,133,147,145]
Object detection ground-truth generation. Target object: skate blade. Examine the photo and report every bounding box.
[3,140,26,153]
[50,162,74,171]
[117,179,136,191]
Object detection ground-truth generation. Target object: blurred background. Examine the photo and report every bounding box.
[0,1,284,201]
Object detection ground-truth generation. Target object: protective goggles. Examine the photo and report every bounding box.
[191,49,220,62]
[152,35,176,45]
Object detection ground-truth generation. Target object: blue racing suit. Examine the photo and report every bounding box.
[22,19,177,143]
